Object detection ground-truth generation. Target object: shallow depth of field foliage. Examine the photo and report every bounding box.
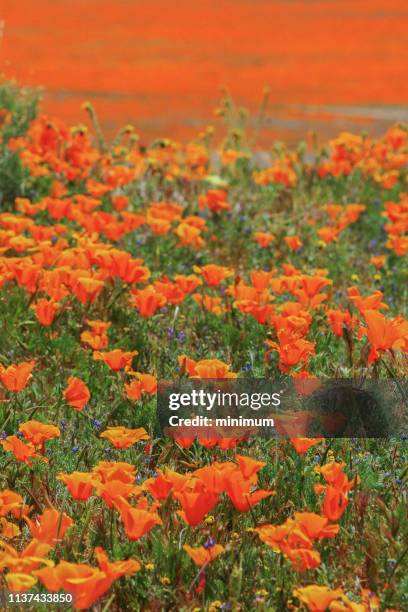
[0,79,407,611]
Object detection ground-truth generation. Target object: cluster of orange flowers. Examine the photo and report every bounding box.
[0,104,406,610]
[253,153,298,187]
[0,454,273,606]
[317,127,407,189]
[383,194,408,256]
[255,459,354,572]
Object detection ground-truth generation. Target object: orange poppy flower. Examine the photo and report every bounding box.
[193,293,226,316]
[148,201,183,222]
[85,320,111,335]
[148,218,172,235]
[321,486,349,521]
[192,357,237,379]
[362,309,408,363]
[323,465,356,494]
[143,470,179,501]
[370,255,386,269]
[111,195,129,211]
[178,355,237,379]
[71,276,105,304]
[1,538,53,576]
[124,372,157,400]
[93,349,137,371]
[293,585,344,612]
[386,234,408,256]
[80,330,109,350]
[58,471,96,501]
[234,300,274,325]
[130,286,167,317]
[223,471,274,512]
[250,270,272,292]
[31,298,60,326]
[25,508,73,545]
[254,232,275,248]
[183,543,225,567]
[256,518,321,572]
[0,360,35,392]
[0,489,27,518]
[92,461,136,485]
[113,497,162,541]
[1,435,38,464]
[93,479,139,508]
[347,286,388,312]
[317,226,339,244]
[290,438,324,455]
[198,189,231,213]
[284,235,303,250]
[326,309,354,337]
[174,274,202,294]
[100,426,149,449]
[285,547,321,572]
[33,548,140,610]
[94,546,141,580]
[174,479,219,526]
[124,379,143,401]
[63,376,91,411]
[265,334,315,373]
[293,512,339,541]
[153,278,185,305]
[193,264,233,287]
[19,420,60,451]
[175,223,205,249]
[235,454,265,481]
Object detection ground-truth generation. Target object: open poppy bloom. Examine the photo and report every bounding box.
[361,309,408,363]
[178,355,237,378]
[63,376,91,411]
[0,360,35,392]
[58,471,96,501]
[113,497,162,541]
[25,508,73,545]
[33,547,140,610]
[71,276,105,304]
[18,420,60,454]
[0,538,54,591]
[124,372,157,401]
[1,435,38,465]
[193,264,233,287]
[293,585,345,612]
[93,349,137,371]
[223,471,275,512]
[265,333,315,373]
[0,489,30,519]
[290,438,324,455]
[183,543,225,567]
[80,329,109,350]
[100,426,149,449]
[256,508,339,573]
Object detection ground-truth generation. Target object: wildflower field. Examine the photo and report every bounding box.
[0,80,407,611]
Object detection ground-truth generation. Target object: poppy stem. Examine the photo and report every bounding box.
[188,562,209,593]
[245,494,258,526]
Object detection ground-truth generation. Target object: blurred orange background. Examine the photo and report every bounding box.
[1,0,407,145]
